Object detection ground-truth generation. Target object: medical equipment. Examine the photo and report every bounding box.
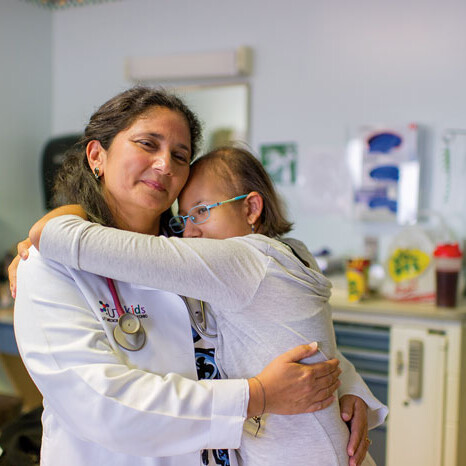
[185,298,217,339]
[106,277,216,345]
[106,278,146,351]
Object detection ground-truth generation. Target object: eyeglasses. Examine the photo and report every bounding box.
[169,194,248,233]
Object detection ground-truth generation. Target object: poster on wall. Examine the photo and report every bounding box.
[347,123,420,224]
[259,143,353,216]
[294,148,353,216]
[260,142,297,185]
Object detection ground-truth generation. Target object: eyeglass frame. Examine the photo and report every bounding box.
[169,194,249,234]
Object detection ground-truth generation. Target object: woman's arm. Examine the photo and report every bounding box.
[15,250,244,456]
[15,249,340,456]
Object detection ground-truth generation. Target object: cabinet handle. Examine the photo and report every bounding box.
[396,350,404,375]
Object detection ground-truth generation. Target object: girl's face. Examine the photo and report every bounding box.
[94,107,191,231]
[178,169,252,239]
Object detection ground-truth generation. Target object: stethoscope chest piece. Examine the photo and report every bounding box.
[113,313,146,351]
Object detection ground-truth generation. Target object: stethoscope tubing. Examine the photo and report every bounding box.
[106,277,146,351]
[106,277,126,317]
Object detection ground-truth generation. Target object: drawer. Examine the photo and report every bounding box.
[340,347,389,374]
[334,322,390,352]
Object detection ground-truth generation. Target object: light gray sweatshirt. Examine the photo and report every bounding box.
[40,216,387,466]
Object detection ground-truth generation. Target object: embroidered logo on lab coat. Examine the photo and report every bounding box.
[98,301,147,322]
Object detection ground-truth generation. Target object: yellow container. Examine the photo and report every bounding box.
[346,258,371,302]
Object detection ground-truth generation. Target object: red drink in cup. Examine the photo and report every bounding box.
[433,243,463,308]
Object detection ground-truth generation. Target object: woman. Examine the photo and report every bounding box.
[13,87,344,466]
[23,146,386,465]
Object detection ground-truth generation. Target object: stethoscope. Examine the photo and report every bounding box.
[106,277,215,349]
[186,298,217,339]
[106,278,146,351]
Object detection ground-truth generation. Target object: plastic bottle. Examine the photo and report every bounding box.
[433,243,463,308]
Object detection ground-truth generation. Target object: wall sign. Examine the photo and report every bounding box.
[348,124,419,223]
[260,142,297,185]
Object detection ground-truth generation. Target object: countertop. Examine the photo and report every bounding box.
[330,286,466,322]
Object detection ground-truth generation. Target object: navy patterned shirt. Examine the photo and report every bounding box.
[193,327,230,466]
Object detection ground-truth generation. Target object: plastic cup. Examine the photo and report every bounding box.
[433,243,463,308]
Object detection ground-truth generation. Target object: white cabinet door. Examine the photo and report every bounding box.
[386,326,447,466]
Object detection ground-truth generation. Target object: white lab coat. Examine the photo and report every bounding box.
[14,247,247,466]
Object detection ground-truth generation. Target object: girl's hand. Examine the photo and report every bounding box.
[247,342,341,418]
[8,205,86,298]
[8,238,31,299]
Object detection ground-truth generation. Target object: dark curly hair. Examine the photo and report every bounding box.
[53,86,202,232]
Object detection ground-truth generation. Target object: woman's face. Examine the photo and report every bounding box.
[97,107,191,231]
[178,169,251,239]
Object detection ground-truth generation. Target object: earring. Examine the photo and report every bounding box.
[94,167,100,179]
[251,223,255,233]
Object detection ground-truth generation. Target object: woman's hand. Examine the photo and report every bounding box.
[340,394,370,466]
[8,205,87,299]
[247,342,341,418]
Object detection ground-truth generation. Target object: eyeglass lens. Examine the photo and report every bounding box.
[189,205,210,224]
[169,204,211,233]
[169,217,185,233]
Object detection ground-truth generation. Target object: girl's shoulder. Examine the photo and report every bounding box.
[233,235,316,270]
[236,234,317,265]
[230,233,284,255]
[279,237,322,272]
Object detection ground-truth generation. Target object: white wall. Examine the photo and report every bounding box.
[0,0,52,257]
[47,0,466,255]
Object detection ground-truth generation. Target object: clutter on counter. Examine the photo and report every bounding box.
[345,257,371,302]
[329,280,466,320]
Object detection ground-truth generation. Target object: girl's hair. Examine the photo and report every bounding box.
[190,146,293,238]
[52,86,202,231]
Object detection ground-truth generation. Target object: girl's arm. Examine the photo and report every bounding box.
[30,204,87,248]
[8,205,86,298]
[38,215,269,310]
